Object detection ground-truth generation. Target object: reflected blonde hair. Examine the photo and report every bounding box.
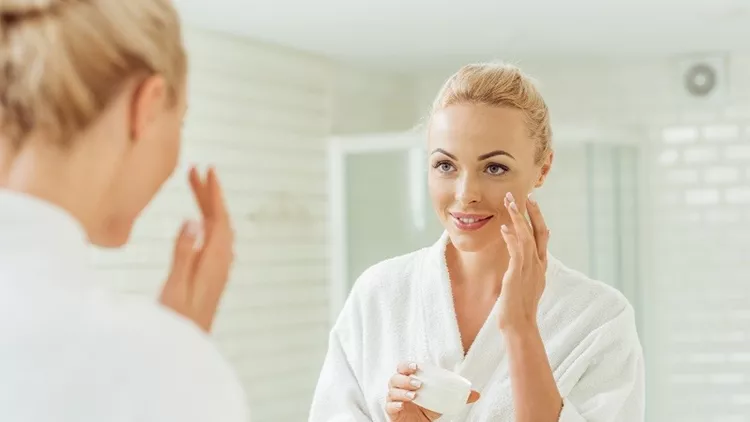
[430,62,552,163]
[0,0,186,148]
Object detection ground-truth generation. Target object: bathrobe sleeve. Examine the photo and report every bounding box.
[308,281,375,422]
[556,305,645,422]
[308,329,374,422]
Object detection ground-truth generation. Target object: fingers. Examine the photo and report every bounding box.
[185,168,234,333]
[396,361,419,376]
[385,401,405,416]
[503,193,526,262]
[193,210,234,284]
[168,220,201,282]
[386,363,422,417]
[189,166,210,219]
[385,376,421,417]
[504,192,532,243]
[189,166,234,270]
[200,168,234,256]
[207,167,230,223]
[188,166,231,230]
[160,220,201,308]
[388,373,423,390]
[526,194,550,261]
[467,390,481,404]
[387,388,417,403]
[500,224,522,265]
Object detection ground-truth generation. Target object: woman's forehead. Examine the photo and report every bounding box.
[428,104,534,158]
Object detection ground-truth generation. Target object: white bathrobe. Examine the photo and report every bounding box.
[309,232,644,422]
[0,191,249,422]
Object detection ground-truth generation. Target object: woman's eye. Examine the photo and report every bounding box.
[434,161,455,173]
[486,164,507,175]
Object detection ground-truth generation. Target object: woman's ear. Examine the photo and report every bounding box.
[129,75,168,143]
[534,151,554,188]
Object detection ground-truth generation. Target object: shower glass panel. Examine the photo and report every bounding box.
[344,148,443,289]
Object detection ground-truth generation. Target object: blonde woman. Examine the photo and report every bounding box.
[309,63,644,421]
[0,1,248,421]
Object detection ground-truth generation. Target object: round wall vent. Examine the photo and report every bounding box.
[684,63,717,97]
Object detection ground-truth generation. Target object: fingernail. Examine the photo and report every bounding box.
[394,402,403,409]
[186,220,200,237]
[527,193,536,205]
[501,224,510,233]
[406,391,416,399]
[409,362,418,371]
[410,378,423,388]
[509,201,518,212]
[506,192,514,202]
[186,220,203,250]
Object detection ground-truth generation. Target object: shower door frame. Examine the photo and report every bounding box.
[327,131,425,324]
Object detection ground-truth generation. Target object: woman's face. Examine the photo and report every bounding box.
[427,103,552,252]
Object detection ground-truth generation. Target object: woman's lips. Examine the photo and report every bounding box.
[449,212,493,232]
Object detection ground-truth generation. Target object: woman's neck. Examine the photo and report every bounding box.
[0,138,16,185]
[2,140,106,240]
[445,239,511,297]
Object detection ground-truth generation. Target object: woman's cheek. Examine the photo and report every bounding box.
[488,181,528,219]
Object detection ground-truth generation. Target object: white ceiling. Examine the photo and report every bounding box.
[175,0,749,72]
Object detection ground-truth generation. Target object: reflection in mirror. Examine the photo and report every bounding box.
[314,64,645,421]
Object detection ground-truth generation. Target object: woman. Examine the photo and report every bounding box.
[309,63,644,421]
[0,1,248,421]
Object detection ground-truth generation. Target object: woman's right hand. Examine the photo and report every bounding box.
[386,362,480,422]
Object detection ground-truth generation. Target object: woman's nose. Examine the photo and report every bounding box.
[455,174,481,205]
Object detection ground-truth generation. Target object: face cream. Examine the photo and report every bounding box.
[411,363,473,415]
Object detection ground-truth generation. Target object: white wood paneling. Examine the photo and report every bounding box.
[331,65,419,134]
[90,28,335,422]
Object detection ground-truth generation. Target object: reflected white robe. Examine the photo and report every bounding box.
[309,232,644,422]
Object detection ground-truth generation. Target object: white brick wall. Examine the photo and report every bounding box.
[330,64,419,134]
[648,118,750,421]
[524,56,750,422]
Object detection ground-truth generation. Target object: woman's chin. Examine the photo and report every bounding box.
[446,227,501,253]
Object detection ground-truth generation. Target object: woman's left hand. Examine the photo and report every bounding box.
[497,192,550,332]
[159,166,235,333]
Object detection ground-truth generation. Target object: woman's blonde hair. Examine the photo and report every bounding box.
[430,62,552,163]
[0,0,186,148]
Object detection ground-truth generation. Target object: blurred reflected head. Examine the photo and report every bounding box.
[0,0,187,247]
[427,62,554,252]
